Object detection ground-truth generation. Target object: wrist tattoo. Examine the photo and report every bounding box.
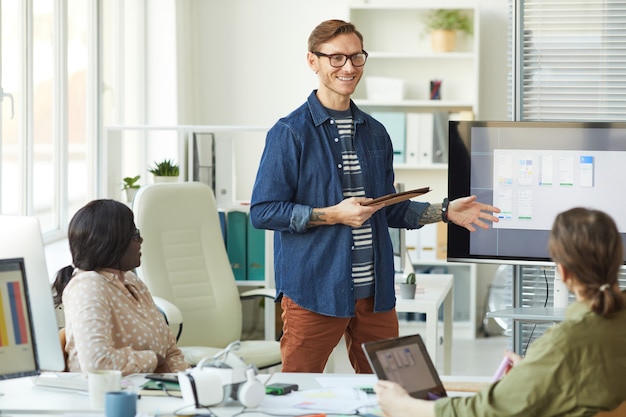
[419,204,443,226]
[307,210,326,227]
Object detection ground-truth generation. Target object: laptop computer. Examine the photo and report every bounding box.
[0,215,65,372]
[0,257,40,380]
[362,334,447,400]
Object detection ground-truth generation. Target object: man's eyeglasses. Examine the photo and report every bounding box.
[312,50,368,68]
[131,228,142,241]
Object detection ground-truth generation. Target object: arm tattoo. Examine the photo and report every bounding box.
[307,209,327,228]
[419,203,442,226]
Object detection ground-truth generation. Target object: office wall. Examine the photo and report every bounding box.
[179,0,509,126]
[172,0,509,201]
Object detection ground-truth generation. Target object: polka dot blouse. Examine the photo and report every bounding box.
[63,269,189,375]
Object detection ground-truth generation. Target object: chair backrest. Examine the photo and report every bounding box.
[133,182,243,348]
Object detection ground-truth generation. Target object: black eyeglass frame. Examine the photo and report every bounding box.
[131,228,142,241]
[311,50,369,68]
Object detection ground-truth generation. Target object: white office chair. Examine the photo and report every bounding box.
[132,182,281,369]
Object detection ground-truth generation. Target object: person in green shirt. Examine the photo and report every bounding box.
[375,207,626,417]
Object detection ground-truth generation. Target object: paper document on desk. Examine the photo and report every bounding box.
[259,387,375,415]
[316,374,378,389]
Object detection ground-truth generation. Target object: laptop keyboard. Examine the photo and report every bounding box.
[33,373,89,392]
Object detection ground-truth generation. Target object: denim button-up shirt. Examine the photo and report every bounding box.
[250,90,428,317]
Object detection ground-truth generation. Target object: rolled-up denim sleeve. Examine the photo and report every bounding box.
[290,204,313,233]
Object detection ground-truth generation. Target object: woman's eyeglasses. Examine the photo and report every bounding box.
[131,229,142,241]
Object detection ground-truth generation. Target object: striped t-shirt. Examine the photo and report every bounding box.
[328,109,375,299]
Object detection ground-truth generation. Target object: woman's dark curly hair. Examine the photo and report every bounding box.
[52,199,136,306]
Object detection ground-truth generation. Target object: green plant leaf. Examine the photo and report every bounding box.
[424,9,473,35]
[148,159,180,176]
[122,175,141,190]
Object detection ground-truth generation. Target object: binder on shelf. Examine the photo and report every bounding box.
[405,113,434,166]
[247,217,265,281]
[432,111,449,164]
[372,111,406,164]
[407,223,448,261]
[226,210,248,280]
[436,222,448,260]
[407,225,437,262]
[218,210,227,245]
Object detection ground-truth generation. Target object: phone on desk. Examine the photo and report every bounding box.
[145,373,179,384]
[265,383,298,395]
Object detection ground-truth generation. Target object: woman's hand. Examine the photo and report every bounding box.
[374,380,436,417]
[504,349,523,368]
[154,353,171,373]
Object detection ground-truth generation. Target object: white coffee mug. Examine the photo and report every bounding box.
[88,369,122,409]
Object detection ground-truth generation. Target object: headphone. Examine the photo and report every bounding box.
[178,361,265,408]
[231,367,266,408]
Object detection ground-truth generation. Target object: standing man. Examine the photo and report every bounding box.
[250,19,500,373]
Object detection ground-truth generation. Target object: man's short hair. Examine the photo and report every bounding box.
[308,19,364,52]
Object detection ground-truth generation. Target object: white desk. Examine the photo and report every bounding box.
[395,273,454,375]
[0,372,374,416]
[0,373,261,416]
[487,307,566,324]
[487,307,566,353]
[0,372,486,416]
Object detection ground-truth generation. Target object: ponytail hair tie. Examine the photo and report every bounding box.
[599,283,610,292]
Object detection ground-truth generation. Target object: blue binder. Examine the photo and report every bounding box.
[372,112,406,164]
[247,217,265,281]
[226,210,247,280]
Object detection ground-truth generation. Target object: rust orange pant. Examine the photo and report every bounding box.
[279,295,399,373]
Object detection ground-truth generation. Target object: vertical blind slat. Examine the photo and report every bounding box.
[508,0,626,349]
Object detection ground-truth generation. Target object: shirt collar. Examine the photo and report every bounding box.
[565,299,592,321]
[306,90,366,126]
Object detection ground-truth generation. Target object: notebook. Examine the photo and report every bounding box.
[362,334,447,400]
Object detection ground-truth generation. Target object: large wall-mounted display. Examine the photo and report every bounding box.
[448,120,626,264]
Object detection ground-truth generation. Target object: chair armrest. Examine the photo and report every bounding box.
[152,296,184,342]
[152,296,183,325]
[240,288,275,301]
[239,288,282,341]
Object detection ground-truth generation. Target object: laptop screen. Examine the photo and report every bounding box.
[362,334,447,400]
[0,257,39,380]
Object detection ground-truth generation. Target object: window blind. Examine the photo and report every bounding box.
[510,0,626,121]
[505,0,626,351]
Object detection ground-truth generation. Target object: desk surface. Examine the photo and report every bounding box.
[394,273,453,313]
[0,372,490,416]
[487,307,566,323]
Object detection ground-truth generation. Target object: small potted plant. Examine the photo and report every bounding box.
[399,272,417,299]
[121,175,141,203]
[424,9,473,53]
[148,159,180,183]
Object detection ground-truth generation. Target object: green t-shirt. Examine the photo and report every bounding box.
[436,293,626,417]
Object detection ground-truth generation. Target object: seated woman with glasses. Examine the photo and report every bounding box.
[52,199,189,375]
